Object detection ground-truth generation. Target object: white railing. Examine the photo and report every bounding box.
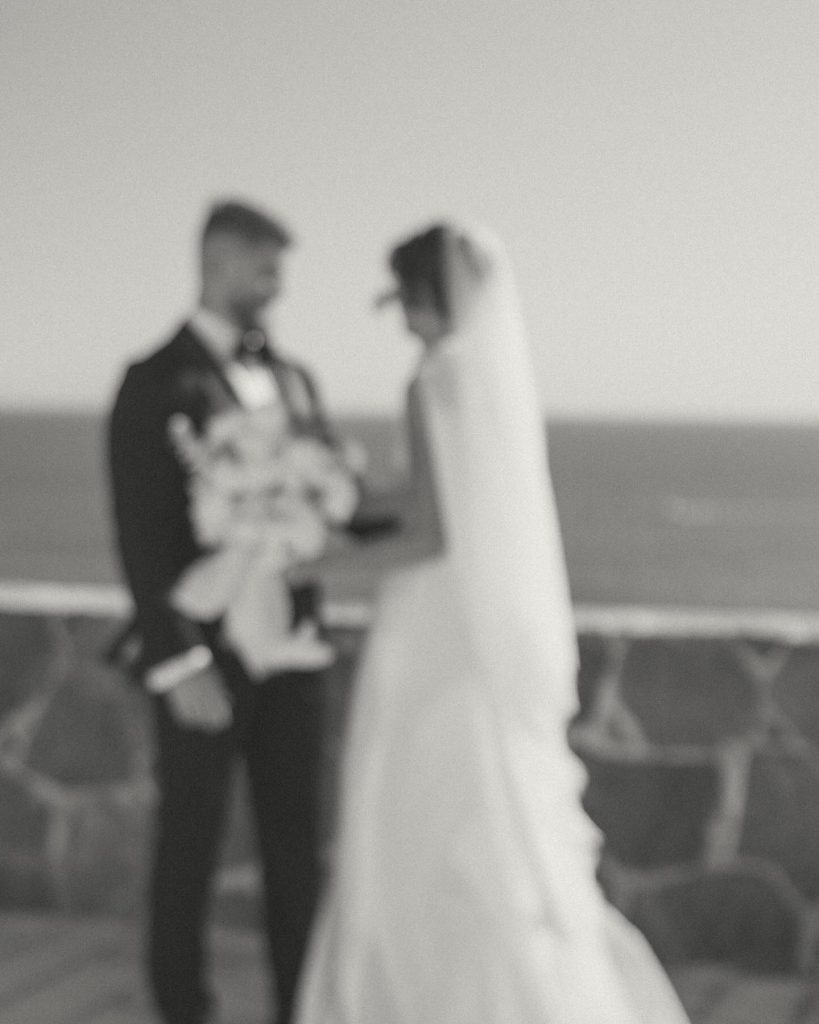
[3,579,819,644]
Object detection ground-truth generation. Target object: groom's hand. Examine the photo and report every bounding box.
[166,665,233,732]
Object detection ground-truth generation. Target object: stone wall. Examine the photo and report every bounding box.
[571,607,819,974]
[3,587,819,973]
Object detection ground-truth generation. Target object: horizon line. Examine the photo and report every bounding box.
[2,403,819,428]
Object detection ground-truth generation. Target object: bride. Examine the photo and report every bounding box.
[295,224,690,1023]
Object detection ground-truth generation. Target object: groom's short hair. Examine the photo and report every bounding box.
[202,200,293,249]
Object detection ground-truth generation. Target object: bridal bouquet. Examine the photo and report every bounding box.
[167,405,359,676]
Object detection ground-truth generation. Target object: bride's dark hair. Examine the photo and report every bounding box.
[388,224,450,320]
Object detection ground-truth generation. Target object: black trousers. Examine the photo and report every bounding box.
[147,659,327,1024]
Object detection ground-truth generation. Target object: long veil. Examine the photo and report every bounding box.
[295,225,690,1024]
[414,226,689,1022]
[416,226,605,938]
[419,225,579,726]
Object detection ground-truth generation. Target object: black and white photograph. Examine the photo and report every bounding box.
[3,3,819,1022]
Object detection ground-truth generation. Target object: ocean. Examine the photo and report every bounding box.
[3,410,819,611]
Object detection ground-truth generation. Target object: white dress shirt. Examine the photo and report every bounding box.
[189,307,281,410]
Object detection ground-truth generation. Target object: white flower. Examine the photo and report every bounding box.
[168,406,357,560]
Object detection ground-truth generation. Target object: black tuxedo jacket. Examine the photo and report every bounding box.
[107,323,336,679]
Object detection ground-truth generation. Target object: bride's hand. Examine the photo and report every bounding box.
[166,665,233,732]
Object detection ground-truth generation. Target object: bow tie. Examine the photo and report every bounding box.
[234,326,272,364]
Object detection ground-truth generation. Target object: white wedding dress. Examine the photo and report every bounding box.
[295,228,689,1023]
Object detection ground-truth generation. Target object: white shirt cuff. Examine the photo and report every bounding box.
[145,645,214,693]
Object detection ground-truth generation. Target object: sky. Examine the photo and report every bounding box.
[3,0,819,419]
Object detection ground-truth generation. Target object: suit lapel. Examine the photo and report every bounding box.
[169,326,240,424]
[170,324,317,434]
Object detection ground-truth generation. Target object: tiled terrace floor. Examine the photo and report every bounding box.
[3,911,819,1023]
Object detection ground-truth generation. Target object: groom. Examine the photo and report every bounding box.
[108,199,342,1024]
